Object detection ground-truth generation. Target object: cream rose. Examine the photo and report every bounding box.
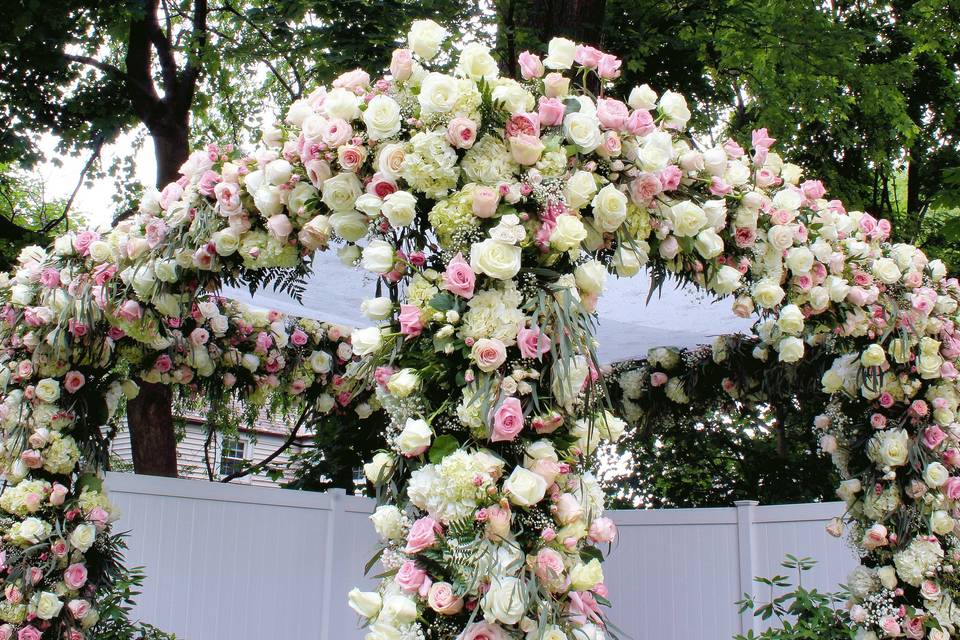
[574,260,607,295]
[668,201,707,237]
[481,577,526,624]
[503,466,548,507]
[564,112,602,153]
[387,369,419,398]
[363,95,402,140]
[565,171,599,210]
[408,19,446,60]
[69,523,97,553]
[361,239,396,274]
[34,378,60,403]
[550,215,588,251]
[348,589,382,619]
[419,72,460,115]
[321,172,363,212]
[370,505,404,541]
[397,418,432,456]
[381,191,418,228]
[544,37,576,69]
[591,184,628,232]
[470,239,522,280]
[458,43,498,80]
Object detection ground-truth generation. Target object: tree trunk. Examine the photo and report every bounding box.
[534,0,608,45]
[123,119,189,477]
[126,381,179,476]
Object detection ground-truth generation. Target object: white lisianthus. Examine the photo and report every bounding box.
[408,19,447,60]
[564,112,602,153]
[363,95,402,140]
[503,466,548,507]
[361,239,396,274]
[591,184,628,232]
[351,327,383,357]
[381,191,418,228]
[470,239,522,280]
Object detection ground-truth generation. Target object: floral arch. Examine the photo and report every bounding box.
[1,21,959,640]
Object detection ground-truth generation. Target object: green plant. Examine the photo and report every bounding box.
[735,555,854,640]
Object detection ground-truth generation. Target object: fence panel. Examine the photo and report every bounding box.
[104,473,854,640]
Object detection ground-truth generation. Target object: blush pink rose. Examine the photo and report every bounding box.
[472,186,500,218]
[390,48,413,81]
[404,517,440,554]
[506,112,540,138]
[629,173,662,204]
[924,425,947,450]
[517,326,548,359]
[441,253,476,299]
[574,45,603,68]
[589,517,618,543]
[333,69,371,91]
[801,179,826,201]
[472,338,507,372]
[534,547,566,582]
[64,563,88,589]
[74,230,99,255]
[266,214,293,240]
[398,304,425,337]
[491,397,525,442]
[321,118,353,147]
[650,372,668,387]
[625,108,655,136]
[518,51,544,79]
[291,329,309,346]
[944,477,960,500]
[50,483,68,506]
[596,98,629,130]
[159,182,184,210]
[67,599,90,619]
[0,624,11,640]
[555,493,583,524]
[115,300,142,322]
[394,559,427,592]
[597,53,621,79]
[446,117,477,149]
[537,97,566,127]
[367,172,398,198]
[427,581,464,615]
[462,623,506,640]
[64,371,85,394]
[17,627,41,640]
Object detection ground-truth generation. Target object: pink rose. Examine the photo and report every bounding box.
[4,586,20,604]
[395,559,427,592]
[40,268,60,288]
[0,624,11,640]
[214,181,243,214]
[944,477,960,500]
[597,53,621,79]
[471,186,500,218]
[198,170,222,197]
[659,165,682,191]
[390,49,413,81]
[50,539,67,556]
[333,69,371,91]
[518,51,544,79]
[924,426,947,450]
[64,562,88,589]
[115,300,142,322]
[88,506,110,528]
[625,109,655,136]
[64,371,85,394]
[537,97,566,127]
[589,517,617,543]
[321,118,353,147]
[17,627,41,640]
[367,172,397,198]
[880,617,901,638]
[861,523,888,550]
[398,304,424,337]
[801,179,826,201]
[427,581,464,615]
[291,329,309,346]
[159,182,184,210]
[189,327,210,346]
[404,517,440,554]
[462,623,506,640]
[506,112,540,138]
[20,450,42,469]
[534,547,566,582]
[472,338,507,372]
[337,145,366,172]
[484,504,512,541]
[650,372,668,387]
[50,483,68,506]
[446,117,477,149]
[266,214,293,240]
[491,397,525,442]
[74,230,99,256]
[555,493,583,524]
[543,72,569,97]
[305,159,332,189]
[509,133,545,165]
[517,326,548,359]
[575,45,603,68]
[67,599,90,620]
[441,253,476,299]
[596,98,629,130]
[630,174,664,204]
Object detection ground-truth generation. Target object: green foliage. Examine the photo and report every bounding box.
[735,556,854,640]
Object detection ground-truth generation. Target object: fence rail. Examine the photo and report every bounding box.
[103,473,856,640]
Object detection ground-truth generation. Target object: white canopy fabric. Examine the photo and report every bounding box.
[221,250,754,364]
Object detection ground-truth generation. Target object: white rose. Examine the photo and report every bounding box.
[482,577,526,625]
[924,462,949,487]
[931,510,955,535]
[574,260,607,295]
[369,505,404,541]
[381,191,418,228]
[658,90,691,126]
[33,591,63,620]
[265,159,293,185]
[766,224,795,251]
[351,327,383,356]
[785,246,814,274]
[397,418,432,456]
[348,588,382,619]
[872,258,902,285]
[564,112,602,153]
[777,304,805,335]
[544,37,576,69]
[930,259,947,281]
[363,95,402,140]
[628,84,657,110]
[668,201,707,237]
[418,72,460,115]
[565,171,599,210]
[34,378,60,403]
[778,336,805,362]
[69,523,97,552]
[825,276,851,302]
[321,172,363,212]
[470,239,522,280]
[212,228,240,256]
[710,265,742,295]
[458,43,498,80]
[408,19,447,60]
[781,163,802,184]
[308,350,332,374]
[861,344,886,367]
[614,246,646,277]
[591,184,628,232]
[772,188,802,211]
[361,297,393,320]
[550,215,588,251]
[154,258,178,283]
[323,87,361,121]
[17,517,48,543]
[364,452,396,483]
[387,369,419,398]
[694,228,724,259]
[504,466,548,507]
[703,200,727,230]
[569,559,604,592]
[362,239,396,274]
[380,595,417,625]
[330,211,369,242]
[753,280,785,309]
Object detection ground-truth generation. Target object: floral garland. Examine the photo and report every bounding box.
[0,17,958,640]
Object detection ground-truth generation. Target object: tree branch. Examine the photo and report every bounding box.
[125,0,162,122]
[219,408,310,482]
[41,135,105,233]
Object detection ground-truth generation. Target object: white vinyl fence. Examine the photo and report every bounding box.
[103,472,857,640]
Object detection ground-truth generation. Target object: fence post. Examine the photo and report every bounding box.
[320,488,346,640]
[735,500,759,636]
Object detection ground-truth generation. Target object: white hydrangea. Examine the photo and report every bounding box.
[461,135,519,185]
[459,283,525,346]
[407,450,502,523]
[894,537,944,587]
[400,131,460,199]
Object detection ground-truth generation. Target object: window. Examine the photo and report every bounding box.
[219,436,248,477]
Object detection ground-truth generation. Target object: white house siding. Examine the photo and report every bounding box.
[109,418,302,487]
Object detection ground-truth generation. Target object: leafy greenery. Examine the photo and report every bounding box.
[735,556,854,640]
